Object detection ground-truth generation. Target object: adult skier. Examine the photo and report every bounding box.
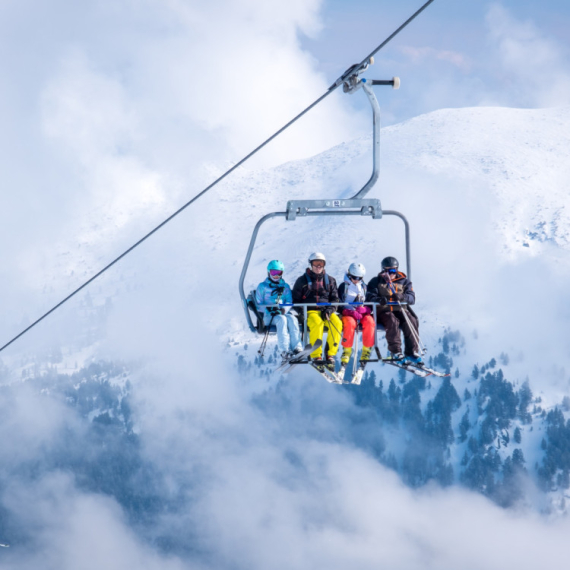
[365,256,422,364]
[338,262,375,368]
[292,252,342,369]
[255,260,303,363]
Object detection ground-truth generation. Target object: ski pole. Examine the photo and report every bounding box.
[258,314,274,357]
[352,319,360,377]
[258,288,284,357]
[324,308,344,344]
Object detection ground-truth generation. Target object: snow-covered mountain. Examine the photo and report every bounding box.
[2,105,570,567]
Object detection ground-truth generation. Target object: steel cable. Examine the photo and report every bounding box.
[0,0,435,354]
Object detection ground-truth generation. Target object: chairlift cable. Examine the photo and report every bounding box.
[0,0,435,355]
[329,0,435,90]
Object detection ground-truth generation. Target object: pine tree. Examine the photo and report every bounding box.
[459,409,471,443]
[472,364,479,380]
[514,426,522,444]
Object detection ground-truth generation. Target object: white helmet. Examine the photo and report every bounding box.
[348,262,366,278]
[308,252,326,265]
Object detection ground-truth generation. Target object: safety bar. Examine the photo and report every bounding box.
[249,300,407,350]
[239,209,411,332]
[257,302,406,308]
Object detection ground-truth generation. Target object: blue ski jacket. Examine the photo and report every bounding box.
[255,277,293,316]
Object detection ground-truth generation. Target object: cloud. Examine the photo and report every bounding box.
[3,473,188,570]
[90,368,570,570]
[485,4,570,107]
[399,46,471,71]
[0,0,362,337]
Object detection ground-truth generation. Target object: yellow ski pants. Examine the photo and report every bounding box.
[307,310,343,358]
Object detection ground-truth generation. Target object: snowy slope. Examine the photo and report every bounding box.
[381,106,570,255]
[6,104,570,375]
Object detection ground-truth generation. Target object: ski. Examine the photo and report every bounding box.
[351,360,368,385]
[411,364,450,377]
[381,358,432,377]
[310,360,343,384]
[276,339,322,374]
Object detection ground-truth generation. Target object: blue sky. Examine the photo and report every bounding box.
[302,0,570,124]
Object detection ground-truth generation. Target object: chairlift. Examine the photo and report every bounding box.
[238,59,412,361]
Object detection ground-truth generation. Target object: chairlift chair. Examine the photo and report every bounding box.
[238,60,412,361]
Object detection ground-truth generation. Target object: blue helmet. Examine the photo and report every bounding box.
[267,260,285,272]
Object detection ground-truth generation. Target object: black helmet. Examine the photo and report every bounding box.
[381,256,399,270]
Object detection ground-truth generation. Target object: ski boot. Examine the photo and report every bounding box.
[360,347,372,361]
[402,353,424,366]
[280,351,292,365]
[325,355,336,372]
[385,351,404,361]
[310,355,324,368]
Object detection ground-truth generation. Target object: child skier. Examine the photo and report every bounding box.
[338,262,375,374]
[255,260,303,363]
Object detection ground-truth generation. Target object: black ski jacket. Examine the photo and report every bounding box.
[292,269,339,311]
[366,271,415,313]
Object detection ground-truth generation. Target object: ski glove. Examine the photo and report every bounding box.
[268,307,282,316]
[378,296,388,306]
[321,307,335,320]
[342,309,361,321]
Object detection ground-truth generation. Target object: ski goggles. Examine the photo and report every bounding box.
[269,270,283,276]
[348,274,363,281]
[385,268,398,274]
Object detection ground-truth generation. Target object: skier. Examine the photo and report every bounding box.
[338,262,375,369]
[292,252,342,369]
[365,256,422,364]
[255,260,303,363]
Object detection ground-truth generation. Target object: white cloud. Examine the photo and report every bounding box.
[485,4,570,107]
[0,0,363,336]
[400,46,471,71]
[3,473,188,570]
